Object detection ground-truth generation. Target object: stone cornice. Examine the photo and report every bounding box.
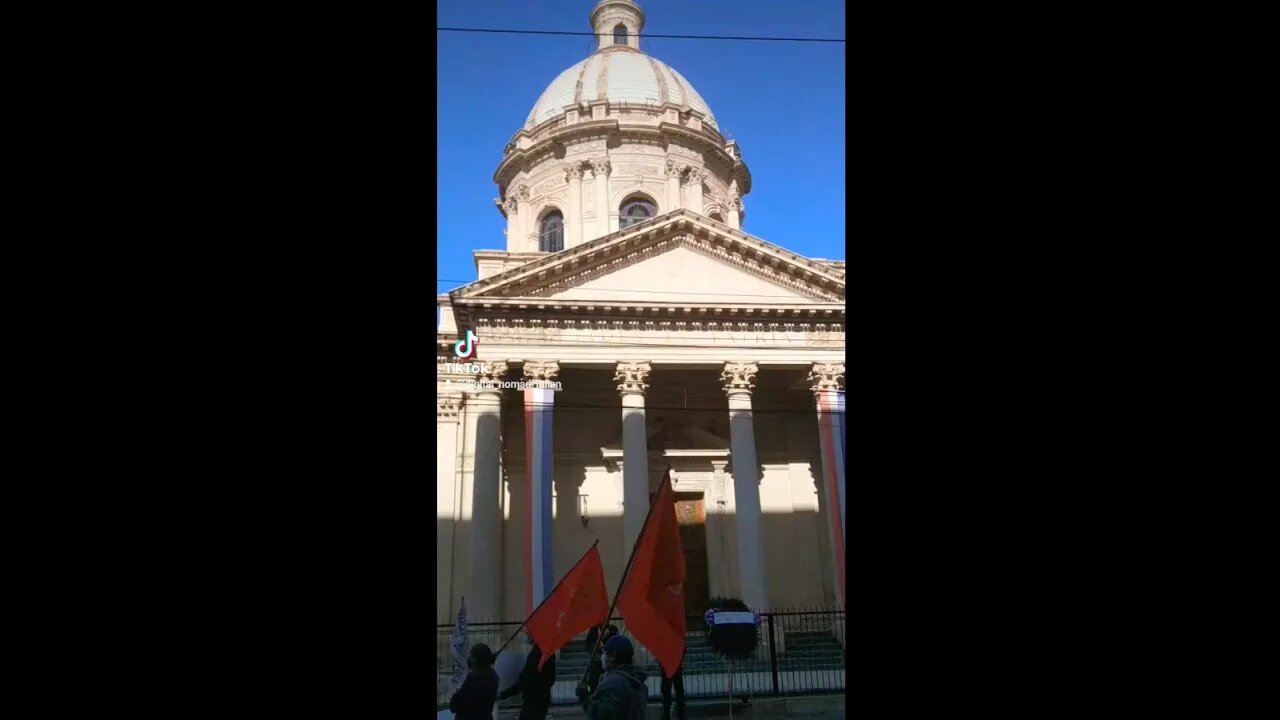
[494,116,739,191]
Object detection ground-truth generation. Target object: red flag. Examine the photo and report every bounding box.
[616,473,686,678]
[526,544,609,670]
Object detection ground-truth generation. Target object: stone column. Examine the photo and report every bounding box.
[615,361,651,553]
[468,361,507,621]
[503,195,520,252]
[722,361,768,611]
[808,362,846,610]
[516,185,533,252]
[521,360,559,613]
[437,392,464,624]
[726,197,742,230]
[664,160,684,212]
[565,165,584,249]
[688,170,707,215]
[591,160,611,238]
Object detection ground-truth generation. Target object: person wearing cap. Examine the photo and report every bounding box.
[577,635,648,720]
[449,643,500,720]
[581,623,620,698]
[497,632,556,720]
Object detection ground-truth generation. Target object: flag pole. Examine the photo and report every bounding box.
[494,539,601,656]
[579,468,673,685]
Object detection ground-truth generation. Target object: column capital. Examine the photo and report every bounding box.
[664,159,686,178]
[590,159,611,176]
[808,362,845,394]
[516,185,530,202]
[721,361,759,396]
[474,361,509,393]
[437,393,464,421]
[615,361,652,396]
[523,360,560,382]
[564,165,584,182]
[504,195,519,213]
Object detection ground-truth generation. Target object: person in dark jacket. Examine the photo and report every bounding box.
[581,624,620,699]
[581,636,648,720]
[497,633,556,720]
[659,647,686,720]
[450,643,499,720]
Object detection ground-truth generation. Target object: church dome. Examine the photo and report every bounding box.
[524,49,718,131]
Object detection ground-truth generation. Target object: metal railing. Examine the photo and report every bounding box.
[437,608,845,709]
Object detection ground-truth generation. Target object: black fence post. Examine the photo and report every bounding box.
[767,613,780,696]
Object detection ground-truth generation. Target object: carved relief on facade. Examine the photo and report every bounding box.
[668,144,702,162]
[618,163,660,178]
[615,361,652,395]
[532,176,563,198]
[721,362,759,395]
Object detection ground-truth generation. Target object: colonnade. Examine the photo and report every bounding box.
[436,361,845,621]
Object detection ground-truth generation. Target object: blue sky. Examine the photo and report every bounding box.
[437,0,845,294]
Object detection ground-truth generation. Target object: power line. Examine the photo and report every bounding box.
[437,28,845,44]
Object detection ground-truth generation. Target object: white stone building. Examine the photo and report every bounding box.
[437,0,846,625]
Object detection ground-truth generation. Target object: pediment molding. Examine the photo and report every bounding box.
[450,209,844,305]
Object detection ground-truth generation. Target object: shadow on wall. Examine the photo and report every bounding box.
[438,507,835,625]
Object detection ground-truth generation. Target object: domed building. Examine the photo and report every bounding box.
[437,0,845,658]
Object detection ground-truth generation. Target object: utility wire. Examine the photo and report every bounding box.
[437,28,845,44]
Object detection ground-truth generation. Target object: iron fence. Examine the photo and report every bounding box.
[436,608,845,709]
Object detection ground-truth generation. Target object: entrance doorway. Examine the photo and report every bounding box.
[674,492,710,629]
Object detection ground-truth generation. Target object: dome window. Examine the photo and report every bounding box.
[539,211,564,252]
[613,24,628,46]
[620,198,656,228]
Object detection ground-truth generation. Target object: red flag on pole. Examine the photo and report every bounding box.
[616,472,686,678]
[526,543,609,670]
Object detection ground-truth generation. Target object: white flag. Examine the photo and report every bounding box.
[449,597,468,694]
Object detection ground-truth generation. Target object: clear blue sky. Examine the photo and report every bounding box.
[437,0,845,293]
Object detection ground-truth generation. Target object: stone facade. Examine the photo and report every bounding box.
[438,0,844,625]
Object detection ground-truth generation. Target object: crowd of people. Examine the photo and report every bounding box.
[448,624,686,720]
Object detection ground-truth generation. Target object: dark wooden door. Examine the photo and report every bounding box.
[674,492,710,629]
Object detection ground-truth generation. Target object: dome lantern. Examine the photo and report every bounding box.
[590,0,645,53]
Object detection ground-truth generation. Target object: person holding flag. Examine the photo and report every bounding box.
[574,470,686,720]
[491,542,611,720]
[581,635,648,720]
[497,633,556,720]
[616,470,687,680]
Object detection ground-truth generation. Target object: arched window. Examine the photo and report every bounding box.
[539,211,564,252]
[613,24,628,45]
[620,198,656,228]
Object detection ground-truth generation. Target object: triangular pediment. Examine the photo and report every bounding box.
[452,209,844,304]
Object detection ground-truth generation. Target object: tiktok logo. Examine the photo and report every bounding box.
[454,329,477,359]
